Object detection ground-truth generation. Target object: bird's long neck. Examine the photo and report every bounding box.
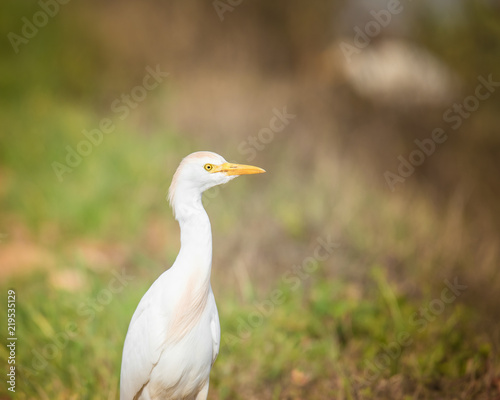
[172,189,213,282]
[165,191,213,344]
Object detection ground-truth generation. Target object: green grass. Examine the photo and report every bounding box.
[0,261,494,399]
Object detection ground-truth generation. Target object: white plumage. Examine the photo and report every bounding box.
[120,151,265,400]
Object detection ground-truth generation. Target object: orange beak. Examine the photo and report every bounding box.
[211,162,266,176]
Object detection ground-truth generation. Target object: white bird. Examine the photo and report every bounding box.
[120,151,265,400]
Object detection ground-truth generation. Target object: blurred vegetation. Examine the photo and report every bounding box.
[1,0,500,399]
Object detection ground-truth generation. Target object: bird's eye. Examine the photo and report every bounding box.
[204,164,213,171]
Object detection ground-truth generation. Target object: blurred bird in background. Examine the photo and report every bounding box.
[120,152,265,400]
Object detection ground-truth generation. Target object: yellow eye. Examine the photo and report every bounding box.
[204,164,213,171]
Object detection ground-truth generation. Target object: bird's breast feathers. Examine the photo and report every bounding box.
[120,271,219,400]
[165,272,211,344]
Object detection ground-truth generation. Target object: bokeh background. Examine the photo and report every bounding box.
[1,1,500,399]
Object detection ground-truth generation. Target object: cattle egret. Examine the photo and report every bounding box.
[120,151,265,400]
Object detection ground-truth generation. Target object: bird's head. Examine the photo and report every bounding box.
[168,151,265,217]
